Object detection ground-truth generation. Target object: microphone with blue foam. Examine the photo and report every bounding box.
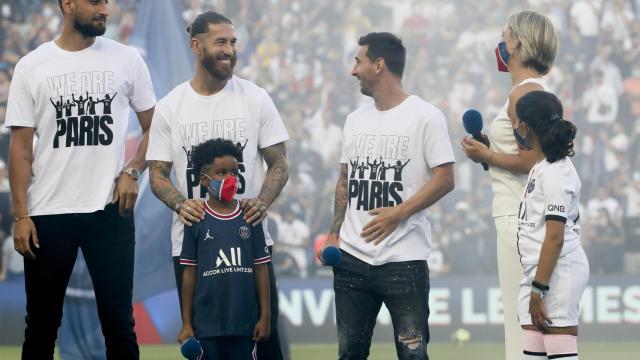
[462,109,490,171]
[180,337,203,360]
[321,245,342,266]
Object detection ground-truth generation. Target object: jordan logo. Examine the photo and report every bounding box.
[204,229,214,241]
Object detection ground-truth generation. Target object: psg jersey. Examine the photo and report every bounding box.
[180,201,271,338]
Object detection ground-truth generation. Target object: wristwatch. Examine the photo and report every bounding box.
[121,167,141,181]
[174,199,185,214]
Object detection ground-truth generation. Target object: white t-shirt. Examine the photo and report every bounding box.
[5,38,156,216]
[488,78,546,217]
[146,77,289,256]
[339,95,455,265]
[517,158,582,266]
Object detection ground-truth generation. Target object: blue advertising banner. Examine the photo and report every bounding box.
[2,274,638,345]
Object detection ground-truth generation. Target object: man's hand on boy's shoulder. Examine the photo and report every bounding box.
[178,199,205,226]
[241,198,268,226]
[252,317,271,342]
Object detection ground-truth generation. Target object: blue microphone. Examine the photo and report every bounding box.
[321,246,342,266]
[462,109,489,171]
[180,337,203,360]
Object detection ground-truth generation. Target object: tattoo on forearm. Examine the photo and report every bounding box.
[258,143,289,207]
[329,164,348,235]
[148,160,185,209]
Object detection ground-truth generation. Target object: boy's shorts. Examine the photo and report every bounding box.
[200,336,256,360]
[518,246,589,327]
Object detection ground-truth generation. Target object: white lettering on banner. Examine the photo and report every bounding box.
[488,288,504,324]
[429,288,451,325]
[303,290,334,326]
[277,285,640,329]
[580,287,593,323]
[462,288,487,324]
[623,286,640,323]
[597,286,622,323]
[279,290,303,326]
[579,286,640,324]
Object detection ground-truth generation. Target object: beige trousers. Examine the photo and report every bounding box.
[495,215,523,360]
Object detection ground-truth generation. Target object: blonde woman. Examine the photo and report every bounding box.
[462,10,559,360]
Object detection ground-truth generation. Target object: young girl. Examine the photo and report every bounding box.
[514,91,588,360]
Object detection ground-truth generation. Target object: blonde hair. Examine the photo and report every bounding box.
[507,10,559,75]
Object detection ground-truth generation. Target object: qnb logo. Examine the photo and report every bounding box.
[547,204,565,213]
[216,247,242,268]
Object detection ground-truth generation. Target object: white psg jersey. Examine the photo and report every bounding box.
[146,77,289,256]
[517,157,582,266]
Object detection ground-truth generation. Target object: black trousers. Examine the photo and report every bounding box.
[333,251,430,360]
[23,203,138,360]
[174,246,285,360]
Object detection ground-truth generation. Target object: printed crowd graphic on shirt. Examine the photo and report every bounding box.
[518,177,535,227]
[347,134,411,211]
[47,71,118,148]
[178,118,249,199]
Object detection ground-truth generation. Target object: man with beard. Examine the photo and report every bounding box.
[5,0,155,359]
[319,32,455,359]
[146,11,289,359]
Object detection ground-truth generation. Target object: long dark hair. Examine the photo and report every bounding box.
[515,91,577,163]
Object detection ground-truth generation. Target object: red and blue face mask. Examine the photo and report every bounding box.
[495,41,510,72]
[204,174,238,202]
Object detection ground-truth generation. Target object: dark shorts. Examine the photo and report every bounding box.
[199,336,256,360]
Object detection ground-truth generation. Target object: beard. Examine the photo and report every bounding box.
[201,55,236,81]
[358,79,372,97]
[73,16,106,37]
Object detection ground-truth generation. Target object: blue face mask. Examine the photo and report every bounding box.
[495,41,510,72]
[204,174,238,202]
[513,124,531,150]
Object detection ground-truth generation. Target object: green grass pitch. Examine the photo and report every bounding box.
[0,342,638,359]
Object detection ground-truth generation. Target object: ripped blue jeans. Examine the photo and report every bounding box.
[333,251,430,360]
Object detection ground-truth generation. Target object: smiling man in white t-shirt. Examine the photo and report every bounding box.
[145,11,289,359]
[5,1,156,359]
[321,32,455,360]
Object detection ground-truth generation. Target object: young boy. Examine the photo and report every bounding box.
[178,138,271,359]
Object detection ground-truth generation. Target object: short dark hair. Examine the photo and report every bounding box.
[192,138,242,177]
[516,91,577,163]
[358,32,406,77]
[187,11,232,38]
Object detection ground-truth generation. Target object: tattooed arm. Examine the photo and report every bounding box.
[242,141,289,225]
[148,160,204,226]
[316,163,348,260]
[329,163,349,236]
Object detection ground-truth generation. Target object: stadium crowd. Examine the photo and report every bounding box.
[1,0,640,282]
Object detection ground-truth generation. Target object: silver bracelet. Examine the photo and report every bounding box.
[531,286,546,298]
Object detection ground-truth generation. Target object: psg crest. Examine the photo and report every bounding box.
[239,226,250,239]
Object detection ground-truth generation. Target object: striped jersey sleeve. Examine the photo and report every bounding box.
[252,224,271,265]
[180,224,198,266]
